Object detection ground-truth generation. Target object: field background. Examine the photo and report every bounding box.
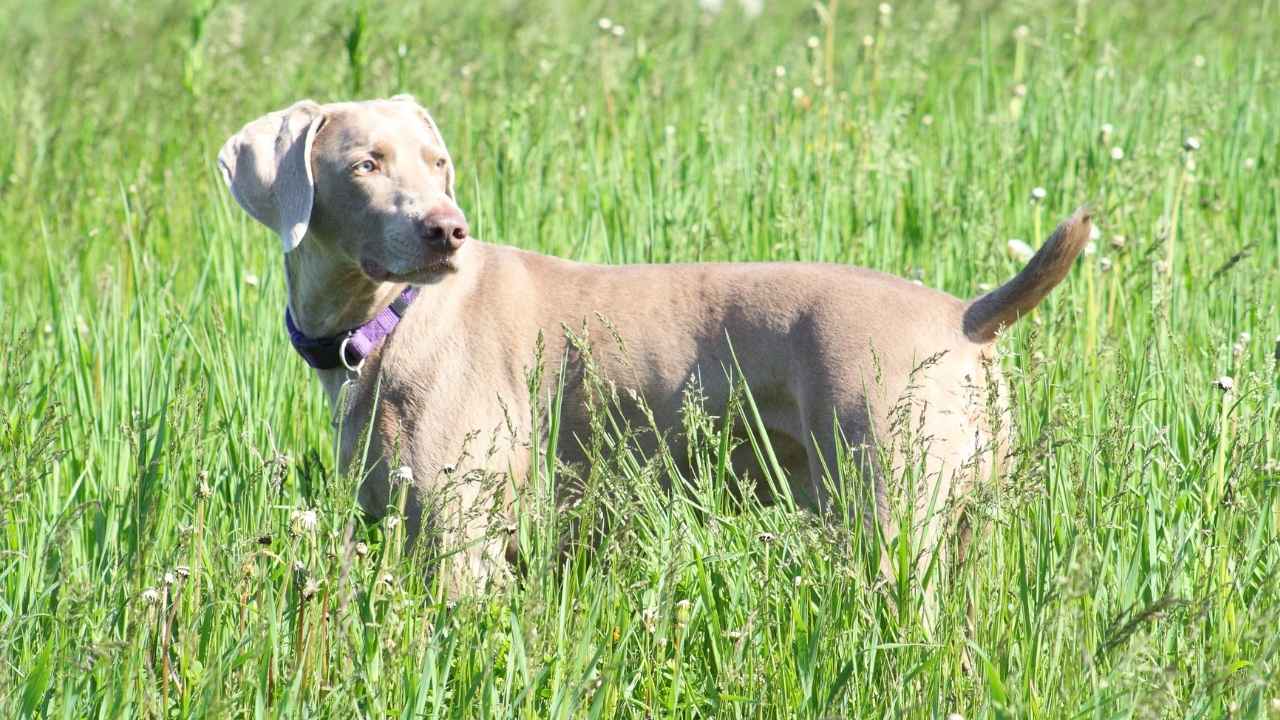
[2,0,1279,717]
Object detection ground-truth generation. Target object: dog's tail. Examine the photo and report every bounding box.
[962,206,1093,343]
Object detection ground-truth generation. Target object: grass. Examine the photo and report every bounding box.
[1,0,1279,716]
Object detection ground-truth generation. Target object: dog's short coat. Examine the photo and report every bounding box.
[219,97,1091,599]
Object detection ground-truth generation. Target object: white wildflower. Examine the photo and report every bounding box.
[1006,239,1035,262]
[642,606,659,633]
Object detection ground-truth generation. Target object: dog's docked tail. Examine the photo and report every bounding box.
[962,207,1093,343]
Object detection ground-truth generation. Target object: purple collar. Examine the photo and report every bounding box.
[285,287,419,371]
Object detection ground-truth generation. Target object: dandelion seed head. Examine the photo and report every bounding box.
[597,17,612,31]
[1183,136,1201,152]
[354,541,369,557]
[1193,54,1206,68]
[1012,83,1027,98]
[757,531,777,544]
[1110,146,1124,161]
[1098,257,1113,273]
[862,34,875,48]
[807,36,820,49]
[1029,186,1047,202]
[611,25,625,37]
[1013,25,1030,40]
[878,3,892,15]
[1213,376,1234,392]
[141,587,161,604]
[1110,235,1126,249]
[290,508,318,535]
[774,65,786,78]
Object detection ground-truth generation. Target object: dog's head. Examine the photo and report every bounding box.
[218,95,467,283]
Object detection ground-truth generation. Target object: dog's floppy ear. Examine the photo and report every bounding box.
[217,100,325,253]
[390,94,455,199]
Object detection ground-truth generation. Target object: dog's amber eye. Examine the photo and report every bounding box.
[352,159,378,174]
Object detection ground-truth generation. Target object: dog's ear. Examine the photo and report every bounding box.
[218,100,325,253]
[390,94,455,199]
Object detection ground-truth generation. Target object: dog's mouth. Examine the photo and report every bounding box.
[360,255,457,282]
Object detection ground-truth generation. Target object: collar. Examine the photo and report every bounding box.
[285,286,419,371]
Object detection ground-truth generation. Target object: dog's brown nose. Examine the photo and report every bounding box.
[419,208,468,253]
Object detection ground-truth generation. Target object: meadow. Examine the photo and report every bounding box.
[2,0,1278,716]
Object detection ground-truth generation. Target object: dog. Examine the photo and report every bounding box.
[218,95,1090,604]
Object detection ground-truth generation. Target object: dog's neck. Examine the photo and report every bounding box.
[283,240,408,405]
[284,242,407,339]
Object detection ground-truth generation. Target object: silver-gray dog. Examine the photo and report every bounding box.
[219,96,1090,601]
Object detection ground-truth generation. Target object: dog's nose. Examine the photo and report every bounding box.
[418,209,469,253]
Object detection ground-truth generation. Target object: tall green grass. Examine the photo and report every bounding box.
[1,0,1278,716]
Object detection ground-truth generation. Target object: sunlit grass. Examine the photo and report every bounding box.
[1,0,1277,717]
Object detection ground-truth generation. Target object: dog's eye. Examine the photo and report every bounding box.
[434,157,448,169]
[352,159,378,174]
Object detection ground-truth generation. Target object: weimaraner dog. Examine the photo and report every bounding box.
[219,96,1090,602]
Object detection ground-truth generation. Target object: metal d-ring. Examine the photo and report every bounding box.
[338,335,365,376]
